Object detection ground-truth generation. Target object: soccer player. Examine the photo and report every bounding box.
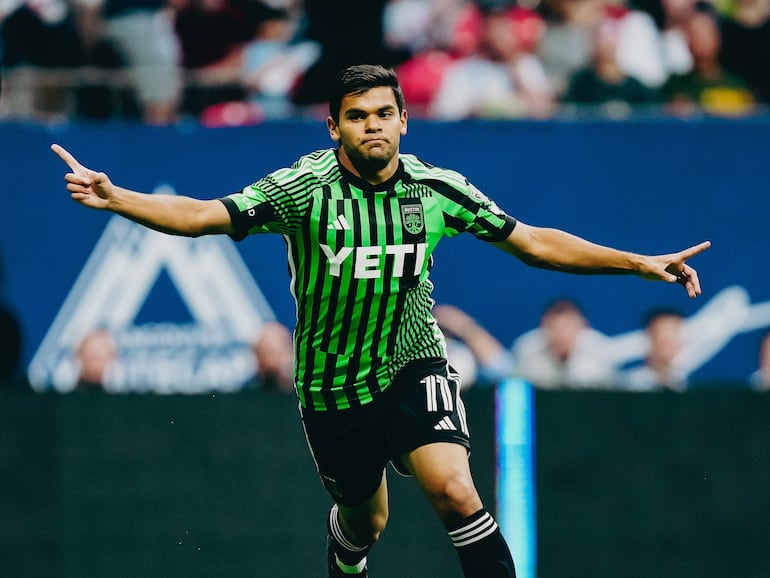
[51,64,710,578]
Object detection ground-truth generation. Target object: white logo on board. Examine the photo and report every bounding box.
[28,185,275,394]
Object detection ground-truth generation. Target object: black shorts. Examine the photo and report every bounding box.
[300,357,471,507]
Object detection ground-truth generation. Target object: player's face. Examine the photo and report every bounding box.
[328,86,407,180]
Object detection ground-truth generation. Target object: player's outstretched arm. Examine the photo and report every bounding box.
[51,144,233,237]
[495,221,711,298]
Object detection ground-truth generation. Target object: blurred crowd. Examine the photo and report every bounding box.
[3,296,770,394]
[1,0,768,123]
[435,300,770,393]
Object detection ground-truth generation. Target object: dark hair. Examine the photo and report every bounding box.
[329,64,405,122]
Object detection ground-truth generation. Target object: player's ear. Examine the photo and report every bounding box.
[400,109,408,136]
[327,116,340,142]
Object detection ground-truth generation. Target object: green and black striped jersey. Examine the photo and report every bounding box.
[221,149,516,411]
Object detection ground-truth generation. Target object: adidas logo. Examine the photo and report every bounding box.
[327,215,351,230]
[434,417,457,431]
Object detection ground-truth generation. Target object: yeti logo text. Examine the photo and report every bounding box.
[321,243,427,279]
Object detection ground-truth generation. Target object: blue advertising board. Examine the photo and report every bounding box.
[1,118,768,391]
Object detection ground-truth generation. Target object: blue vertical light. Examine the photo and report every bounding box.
[496,378,536,578]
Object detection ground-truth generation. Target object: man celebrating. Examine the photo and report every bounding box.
[52,64,709,578]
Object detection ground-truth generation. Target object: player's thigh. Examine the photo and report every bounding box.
[301,407,390,507]
[400,442,482,521]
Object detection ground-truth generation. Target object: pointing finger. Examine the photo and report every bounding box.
[679,240,712,261]
[51,144,83,172]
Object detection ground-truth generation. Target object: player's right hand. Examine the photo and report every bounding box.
[51,144,114,210]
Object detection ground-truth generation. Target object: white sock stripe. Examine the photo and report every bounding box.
[452,520,499,548]
[331,517,362,553]
[448,513,490,537]
[330,505,367,553]
[448,513,496,541]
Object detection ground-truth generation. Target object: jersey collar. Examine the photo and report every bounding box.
[335,149,406,194]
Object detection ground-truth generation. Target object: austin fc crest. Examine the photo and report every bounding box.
[401,205,424,235]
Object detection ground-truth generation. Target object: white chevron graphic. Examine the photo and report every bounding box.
[327,215,351,230]
[28,184,275,393]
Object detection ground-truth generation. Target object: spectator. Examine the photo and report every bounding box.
[564,15,660,115]
[1,0,84,67]
[74,327,117,392]
[749,331,770,391]
[718,0,770,103]
[430,3,554,119]
[388,0,469,118]
[174,0,255,71]
[247,321,294,393]
[663,5,757,116]
[173,0,257,117]
[78,0,183,124]
[536,0,608,98]
[511,298,617,390]
[432,303,515,388]
[611,3,670,89]
[383,0,468,56]
[239,4,320,120]
[291,0,411,108]
[620,307,688,392]
[631,0,700,82]
[0,0,85,118]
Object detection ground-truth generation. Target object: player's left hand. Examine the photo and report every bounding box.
[51,143,114,210]
[641,241,711,298]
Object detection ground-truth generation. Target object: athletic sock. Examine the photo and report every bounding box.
[447,508,516,578]
[327,504,370,574]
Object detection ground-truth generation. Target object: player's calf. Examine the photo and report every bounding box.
[327,504,371,577]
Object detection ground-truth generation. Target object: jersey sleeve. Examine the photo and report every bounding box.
[437,176,516,242]
[219,165,313,241]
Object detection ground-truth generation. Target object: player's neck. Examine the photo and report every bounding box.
[337,147,400,185]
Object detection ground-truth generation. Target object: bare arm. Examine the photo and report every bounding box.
[51,144,234,237]
[494,221,711,298]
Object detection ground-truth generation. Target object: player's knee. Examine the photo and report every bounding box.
[431,473,481,522]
